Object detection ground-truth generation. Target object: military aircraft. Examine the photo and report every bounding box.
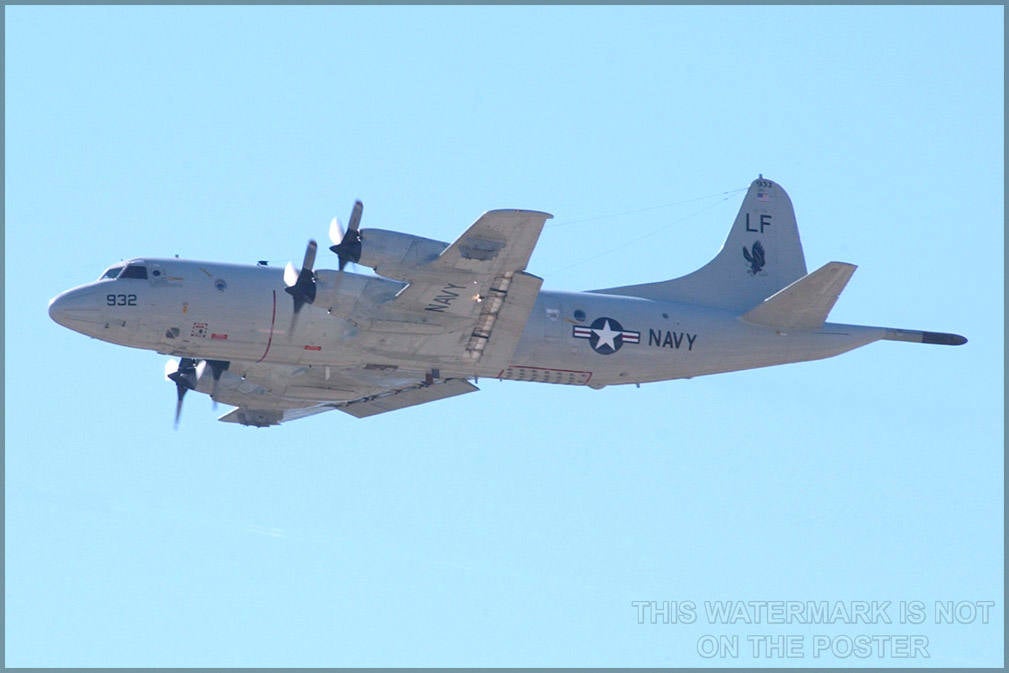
[49,177,966,427]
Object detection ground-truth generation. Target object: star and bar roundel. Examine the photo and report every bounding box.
[572,317,640,355]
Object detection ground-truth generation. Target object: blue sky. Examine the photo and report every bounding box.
[6,5,1003,667]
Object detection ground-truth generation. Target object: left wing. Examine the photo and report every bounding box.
[208,359,478,426]
[369,209,551,371]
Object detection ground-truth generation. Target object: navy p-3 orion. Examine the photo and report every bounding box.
[49,177,966,427]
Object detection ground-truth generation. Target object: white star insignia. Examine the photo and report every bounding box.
[592,320,621,351]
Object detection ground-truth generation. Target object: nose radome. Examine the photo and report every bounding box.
[48,292,70,326]
[48,287,102,330]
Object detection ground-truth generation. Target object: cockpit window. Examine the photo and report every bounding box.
[99,265,125,281]
[119,264,148,279]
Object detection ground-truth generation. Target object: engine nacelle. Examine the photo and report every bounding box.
[354,228,448,280]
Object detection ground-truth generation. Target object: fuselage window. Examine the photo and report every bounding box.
[119,265,148,279]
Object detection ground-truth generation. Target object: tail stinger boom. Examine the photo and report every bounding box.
[882,328,968,346]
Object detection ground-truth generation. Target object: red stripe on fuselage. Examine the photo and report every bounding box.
[257,290,277,363]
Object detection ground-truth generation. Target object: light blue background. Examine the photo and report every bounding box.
[6,5,1003,667]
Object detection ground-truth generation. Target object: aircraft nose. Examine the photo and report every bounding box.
[47,293,66,324]
[48,287,103,331]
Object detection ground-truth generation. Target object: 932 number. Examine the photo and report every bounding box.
[106,293,137,306]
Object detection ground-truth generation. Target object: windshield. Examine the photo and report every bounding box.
[119,264,148,279]
[98,264,125,281]
[97,263,148,281]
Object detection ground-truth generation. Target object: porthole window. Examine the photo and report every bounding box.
[573,309,586,322]
[215,279,227,291]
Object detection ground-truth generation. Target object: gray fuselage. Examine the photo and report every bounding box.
[50,257,885,389]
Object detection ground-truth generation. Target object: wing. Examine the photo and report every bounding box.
[367,209,551,372]
[417,208,552,277]
[208,359,478,426]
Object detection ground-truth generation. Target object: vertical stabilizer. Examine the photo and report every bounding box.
[592,177,808,312]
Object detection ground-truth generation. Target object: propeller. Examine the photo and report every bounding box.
[329,200,363,270]
[283,239,318,333]
[282,201,363,332]
[165,357,199,428]
[205,359,230,409]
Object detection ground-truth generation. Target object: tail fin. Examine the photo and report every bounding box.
[592,177,807,311]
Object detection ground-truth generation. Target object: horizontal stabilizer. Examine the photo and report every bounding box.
[741,262,857,330]
[883,328,968,346]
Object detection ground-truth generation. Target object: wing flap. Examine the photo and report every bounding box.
[463,271,543,370]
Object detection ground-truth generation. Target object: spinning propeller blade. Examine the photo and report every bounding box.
[206,359,230,409]
[164,358,231,422]
[283,240,318,332]
[329,200,363,270]
[165,357,199,428]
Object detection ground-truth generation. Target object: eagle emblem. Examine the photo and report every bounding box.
[743,240,766,275]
